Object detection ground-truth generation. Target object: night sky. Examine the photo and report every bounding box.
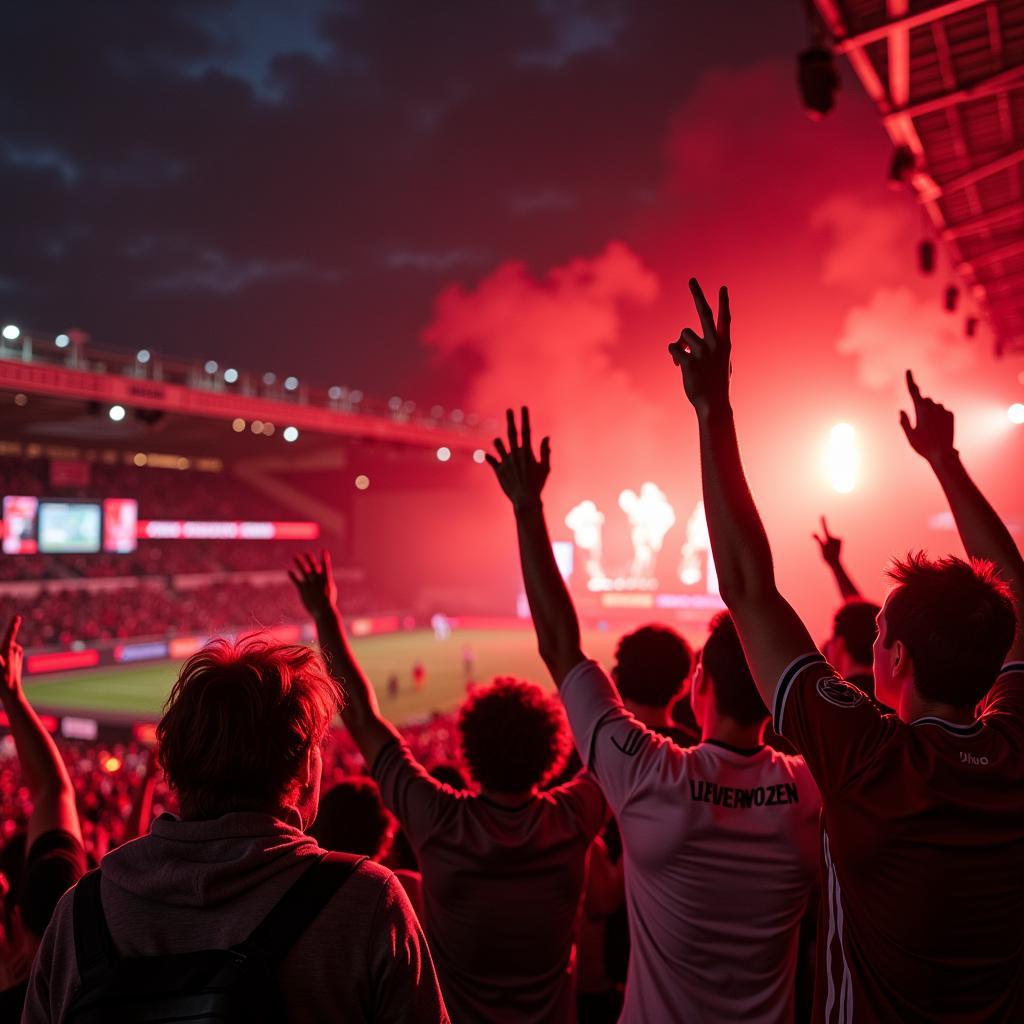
[5,1,1022,623]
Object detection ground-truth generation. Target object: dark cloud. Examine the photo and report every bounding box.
[0,0,802,391]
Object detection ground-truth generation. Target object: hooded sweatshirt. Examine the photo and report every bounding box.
[22,811,448,1023]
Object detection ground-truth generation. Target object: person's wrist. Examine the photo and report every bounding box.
[695,398,733,424]
[928,447,961,474]
[513,498,544,514]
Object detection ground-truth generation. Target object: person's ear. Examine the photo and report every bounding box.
[892,640,911,678]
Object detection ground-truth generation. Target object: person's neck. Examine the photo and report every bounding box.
[480,787,537,806]
[701,714,766,750]
[623,700,672,729]
[900,687,976,726]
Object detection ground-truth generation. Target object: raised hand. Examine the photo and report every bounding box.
[900,370,956,466]
[0,616,23,698]
[486,407,551,510]
[288,551,339,621]
[668,278,732,415]
[812,517,842,566]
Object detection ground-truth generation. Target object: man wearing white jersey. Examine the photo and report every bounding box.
[486,410,821,1023]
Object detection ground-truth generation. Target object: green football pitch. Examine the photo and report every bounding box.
[23,628,626,723]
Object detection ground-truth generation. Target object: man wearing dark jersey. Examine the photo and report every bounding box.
[669,278,1023,1023]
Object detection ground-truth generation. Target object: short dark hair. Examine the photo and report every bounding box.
[458,677,570,794]
[158,634,341,819]
[884,553,1016,708]
[701,612,767,726]
[833,599,881,667]
[613,625,693,708]
[312,778,393,859]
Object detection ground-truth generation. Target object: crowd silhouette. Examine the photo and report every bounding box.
[0,281,1022,1022]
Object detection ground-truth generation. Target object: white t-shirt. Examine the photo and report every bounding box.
[562,660,821,1024]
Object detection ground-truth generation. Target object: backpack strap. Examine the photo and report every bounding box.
[235,852,367,964]
[72,869,116,985]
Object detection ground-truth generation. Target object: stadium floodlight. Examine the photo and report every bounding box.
[204,360,218,374]
[55,334,70,348]
[797,46,840,120]
[2,324,20,341]
[1008,404,1024,425]
[388,396,402,412]
[284,376,299,392]
[262,372,276,386]
[251,420,264,434]
[109,405,127,422]
[349,389,363,404]
[137,349,151,364]
[826,423,857,493]
[263,422,275,436]
[224,367,239,384]
[329,386,344,400]
[355,474,370,490]
[232,418,246,432]
[473,449,486,464]
[283,426,299,443]
[436,446,451,462]
[451,409,464,424]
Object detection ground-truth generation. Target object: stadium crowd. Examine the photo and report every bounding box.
[0,282,1021,1022]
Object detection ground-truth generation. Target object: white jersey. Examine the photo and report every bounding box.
[561,660,821,1024]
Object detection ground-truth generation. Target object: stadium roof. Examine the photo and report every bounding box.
[813,0,1024,355]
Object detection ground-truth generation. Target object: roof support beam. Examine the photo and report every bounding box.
[884,64,1024,124]
[835,0,990,53]
[959,237,1024,272]
[932,147,1024,199]
[942,199,1024,240]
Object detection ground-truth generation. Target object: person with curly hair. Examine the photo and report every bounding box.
[291,553,607,1024]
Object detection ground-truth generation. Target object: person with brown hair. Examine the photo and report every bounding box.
[23,633,447,1023]
[290,553,607,1024]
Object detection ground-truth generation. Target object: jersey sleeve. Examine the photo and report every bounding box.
[772,653,893,795]
[372,740,454,849]
[560,659,687,817]
[370,871,451,1023]
[557,771,609,840]
[980,661,1024,737]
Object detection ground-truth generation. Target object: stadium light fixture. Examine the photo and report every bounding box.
[436,446,452,462]
[137,349,151,364]
[451,409,464,424]
[284,376,299,392]
[263,372,277,386]
[473,449,486,464]
[826,423,857,493]
[797,46,840,120]
[109,405,127,422]
[263,422,275,436]
[355,474,370,490]
[55,334,70,348]
[251,420,264,434]
[204,360,218,374]
[231,418,246,432]
[283,426,299,443]
[388,396,402,412]
[1008,404,1024,425]
[329,386,344,400]
[2,324,20,341]
[14,393,27,407]
[224,368,239,384]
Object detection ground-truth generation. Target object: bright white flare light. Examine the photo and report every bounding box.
[1008,403,1024,425]
[283,426,299,443]
[436,446,451,462]
[55,334,70,348]
[826,423,858,494]
[224,368,239,384]
[109,405,126,422]
[472,449,486,464]
[2,325,20,341]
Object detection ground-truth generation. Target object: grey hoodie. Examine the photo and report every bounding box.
[22,811,448,1023]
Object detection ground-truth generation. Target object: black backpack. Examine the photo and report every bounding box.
[63,852,367,1023]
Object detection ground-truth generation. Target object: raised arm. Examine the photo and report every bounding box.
[289,553,397,768]
[123,745,159,843]
[0,617,82,849]
[668,279,818,705]
[486,408,584,685]
[901,371,1024,661]
[812,517,863,600]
